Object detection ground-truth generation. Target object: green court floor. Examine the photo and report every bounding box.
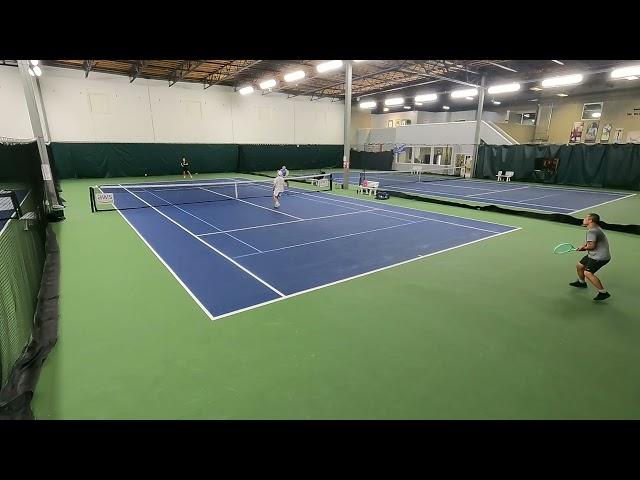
[32,174,640,419]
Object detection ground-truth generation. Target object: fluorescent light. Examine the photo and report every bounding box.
[541,74,583,88]
[30,60,38,66]
[487,83,521,94]
[530,99,538,102]
[28,67,35,77]
[414,93,437,102]
[239,86,254,95]
[384,97,404,106]
[492,100,501,105]
[316,60,343,73]
[591,112,601,118]
[451,88,478,99]
[556,93,569,97]
[465,97,474,100]
[488,62,518,73]
[383,107,389,112]
[611,65,640,79]
[284,70,305,82]
[530,87,543,91]
[353,60,366,63]
[552,60,564,65]
[259,79,276,90]
[415,102,423,106]
[442,106,450,110]
[403,106,411,110]
[626,76,639,80]
[359,101,376,109]
[523,114,530,118]
[33,66,42,76]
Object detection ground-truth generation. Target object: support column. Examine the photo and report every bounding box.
[17,60,62,214]
[472,75,486,178]
[342,61,352,189]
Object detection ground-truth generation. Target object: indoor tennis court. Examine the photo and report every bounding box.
[1,59,639,420]
[333,171,635,214]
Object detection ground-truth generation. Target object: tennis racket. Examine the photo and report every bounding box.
[553,243,577,254]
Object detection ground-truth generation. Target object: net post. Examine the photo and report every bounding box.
[234,182,239,199]
[10,190,23,218]
[89,187,96,213]
[329,173,333,191]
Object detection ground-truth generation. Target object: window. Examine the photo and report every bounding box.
[581,102,603,120]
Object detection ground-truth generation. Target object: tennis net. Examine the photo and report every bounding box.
[90,173,333,212]
[359,166,464,188]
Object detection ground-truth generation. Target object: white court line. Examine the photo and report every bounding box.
[298,189,521,230]
[378,179,493,192]
[365,209,504,234]
[122,186,285,297]
[515,192,563,203]
[196,208,380,237]
[357,183,574,211]
[198,186,302,220]
[211,227,521,321]
[113,205,216,321]
[248,182,510,233]
[143,190,262,253]
[465,186,530,197]
[0,190,32,237]
[343,174,634,197]
[429,177,630,195]
[294,190,512,233]
[233,218,428,259]
[567,193,638,215]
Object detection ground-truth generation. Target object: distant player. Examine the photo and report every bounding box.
[181,157,193,179]
[273,170,286,209]
[569,213,611,301]
[280,165,289,188]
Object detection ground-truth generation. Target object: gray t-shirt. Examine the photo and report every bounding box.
[586,226,611,261]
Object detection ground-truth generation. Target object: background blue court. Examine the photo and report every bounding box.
[332,172,635,214]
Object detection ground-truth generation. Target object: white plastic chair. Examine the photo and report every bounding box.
[496,170,503,181]
[504,171,514,182]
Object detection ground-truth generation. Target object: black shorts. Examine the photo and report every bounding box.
[580,255,610,273]
[182,166,189,173]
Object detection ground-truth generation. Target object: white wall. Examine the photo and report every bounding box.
[0,65,345,144]
[397,121,515,145]
[358,120,516,147]
[0,66,34,139]
[369,111,418,129]
[417,110,503,124]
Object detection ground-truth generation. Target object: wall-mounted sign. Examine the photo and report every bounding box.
[613,128,624,143]
[569,121,584,143]
[584,121,599,143]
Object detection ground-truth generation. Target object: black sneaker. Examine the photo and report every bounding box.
[594,292,611,301]
[569,281,587,288]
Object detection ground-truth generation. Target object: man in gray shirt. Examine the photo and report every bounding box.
[569,213,611,301]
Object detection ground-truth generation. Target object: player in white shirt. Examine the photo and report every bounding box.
[273,170,285,209]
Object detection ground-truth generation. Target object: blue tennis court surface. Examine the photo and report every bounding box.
[0,189,29,232]
[108,178,519,320]
[333,172,635,214]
